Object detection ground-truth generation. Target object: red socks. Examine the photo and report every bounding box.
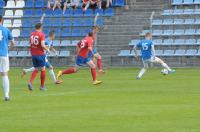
[40,70,46,88]
[29,69,38,84]
[97,59,102,70]
[91,68,97,81]
[62,68,76,75]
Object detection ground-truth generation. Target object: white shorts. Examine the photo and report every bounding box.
[142,57,160,69]
[0,57,9,73]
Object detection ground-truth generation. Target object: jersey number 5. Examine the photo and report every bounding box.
[142,44,148,51]
[31,35,39,45]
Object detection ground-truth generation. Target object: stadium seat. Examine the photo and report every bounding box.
[95,9,103,16]
[22,20,33,27]
[153,30,162,36]
[16,0,25,8]
[185,29,196,35]
[17,51,29,57]
[61,28,71,37]
[35,0,44,8]
[21,29,31,37]
[96,19,104,26]
[61,40,71,46]
[24,9,33,17]
[82,19,93,26]
[155,50,163,56]
[153,39,162,45]
[3,19,12,27]
[174,39,185,45]
[195,18,200,24]
[173,9,184,15]
[194,0,200,4]
[73,9,83,17]
[15,10,23,17]
[5,10,14,17]
[82,28,91,36]
[129,39,140,46]
[196,29,200,34]
[12,29,20,37]
[163,29,173,36]
[13,19,22,27]
[84,9,94,16]
[172,0,183,5]
[34,9,43,17]
[183,9,194,15]
[104,8,114,16]
[59,51,70,57]
[184,19,195,24]
[174,19,184,25]
[45,10,54,17]
[6,0,15,8]
[72,40,80,46]
[174,29,185,35]
[164,50,175,56]
[19,40,29,46]
[25,0,34,7]
[0,1,5,7]
[197,49,200,55]
[118,50,131,56]
[163,10,173,15]
[185,39,196,45]
[114,0,125,6]
[54,9,63,17]
[194,9,200,14]
[163,39,173,45]
[73,19,82,26]
[52,40,60,46]
[175,50,186,56]
[63,19,72,26]
[152,20,162,25]
[9,51,18,57]
[63,9,73,17]
[163,19,173,25]
[72,28,82,36]
[53,19,62,27]
[183,0,194,4]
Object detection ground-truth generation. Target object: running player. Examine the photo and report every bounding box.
[87,26,105,74]
[133,32,175,79]
[28,23,49,91]
[57,32,102,85]
[21,30,62,84]
[0,15,15,101]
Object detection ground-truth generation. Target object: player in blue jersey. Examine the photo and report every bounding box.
[21,30,62,84]
[133,32,175,79]
[0,15,15,101]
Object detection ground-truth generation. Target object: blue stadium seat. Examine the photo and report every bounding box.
[129,39,140,46]
[53,19,62,27]
[153,30,163,36]
[96,19,104,26]
[163,19,173,25]
[195,18,200,24]
[163,10,173,15]
[185,29,196,35]
[196,29,200,34]
[153,39,162,45]
[9,51,18,57]
[25,1,34,7]
[185,39,196,45]
[194,0,200,4]
[183,0,194,4]
[73,9,83,17]
[59,51,70,57]
[22,20,32,27]
[174,19,184,24]
[194,9,200,14]
[104,8,114,16]
[34,9,43,17]
[61,40,71,46]
[82,19,93,26]
[197,39,200,45]
[186,49,197,56]
[84,9,94,16]
[185,19,195,24]
[45,10,54,17]
[43,19,52,27]
[61,28,71,37]
[35,0,44,8]
[163,29,173,36]
[183,9,194,14]
[54,9,63,16]
[82,28,91,36]
[173,9,184,15]
[53,40,61,46]
[152,20,162,25]
[63,9,73,17]
[175,50,186,56]
[53,29,61,36]
[172,0,183,5]
[73,19,82,26]
[21,29,31,37]
[0,1,4,7]
[163,39,173,45]
[155,50,163,56]
[113,0,124,6]
[118,50,131,56]
[63,19,72,26]
[174,29,185,35]
[174,39,185,45]
[72,28,82,36]
[24,9,33,17]
[164,50,175,56]
[95,9,103,16]
[43,29,49,36]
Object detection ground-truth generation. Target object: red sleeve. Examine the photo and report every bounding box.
[87,38,93,48]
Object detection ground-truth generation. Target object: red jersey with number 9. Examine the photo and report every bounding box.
[30,31,45,56]
[77,36,93,58]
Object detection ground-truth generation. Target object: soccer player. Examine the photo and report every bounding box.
[88,26,105,74]
[0,15,14,101]
[21,31,62,84]
[28,23,49,91]
[133,32,175,79]
[57,32,102,85]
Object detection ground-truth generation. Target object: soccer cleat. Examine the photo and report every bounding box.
[55,80,63,85]
[57,71,62,80]
[169,69,175,74]
[136,76,141,80]
[93,80,102,85]
[28,83,33,91]
[98,69,105,75]
[21,69,26,78]
[40,87,47,91]
[4,97,10,101]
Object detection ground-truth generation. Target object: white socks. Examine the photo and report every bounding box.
[137,68,146,78]
[49,69,56,82]
[2,76,9,98]
[24,67,35,73]
[162,63,171,71]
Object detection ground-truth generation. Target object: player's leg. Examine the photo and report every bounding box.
[137,60,148,79]
[47,63,62,84]
[94,53,105,74]
[39,55,47,90]
[21,67,35,78]
[153,57,175,73]
[86,60,102,85]
[0,57,10,101]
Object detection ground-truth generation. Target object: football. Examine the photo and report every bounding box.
[161,69,169,75]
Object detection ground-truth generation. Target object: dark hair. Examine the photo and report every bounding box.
[145,32,152,37]
[0,15,3,22]
[49,30,55,37]
[92,26,100,30]
[88,32,93,37]
[35,22,43,30]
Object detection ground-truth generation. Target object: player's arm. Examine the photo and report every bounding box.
[8,28,15,50]
[41,40,50,52]
[152,44,156,60]
[9,40,15,50]
[76,45,80,55]
[50,46,58,56]
[133,44,139,60]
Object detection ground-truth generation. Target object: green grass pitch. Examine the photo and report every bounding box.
[0,68,200,132]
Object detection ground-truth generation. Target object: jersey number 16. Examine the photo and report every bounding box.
[31,35,39,45]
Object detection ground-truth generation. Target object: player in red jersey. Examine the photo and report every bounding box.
[57,32,102,85]
[28,23,49,91]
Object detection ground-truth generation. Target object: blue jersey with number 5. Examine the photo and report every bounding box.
[0,25,13,57]
[136,39,153,60]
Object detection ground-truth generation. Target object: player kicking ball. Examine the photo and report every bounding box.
[133,32,175,79]
[28,23,49,91]
[21,30,62,85]
[57,32,102,85]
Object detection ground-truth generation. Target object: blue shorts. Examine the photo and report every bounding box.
[32,55,46,68]
[76,56,90,66]
[88,49,97,59]
[45,61,52,69]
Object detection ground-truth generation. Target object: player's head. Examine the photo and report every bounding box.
[0,15,3,24]
[35,22,43,31]
[145,32,152,40]
[92,26,100,33]
[88,32,94,39]
[49,30,55,40]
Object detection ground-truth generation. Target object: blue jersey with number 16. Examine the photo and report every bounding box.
[136,39,153,60]
[0,25,13,57]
